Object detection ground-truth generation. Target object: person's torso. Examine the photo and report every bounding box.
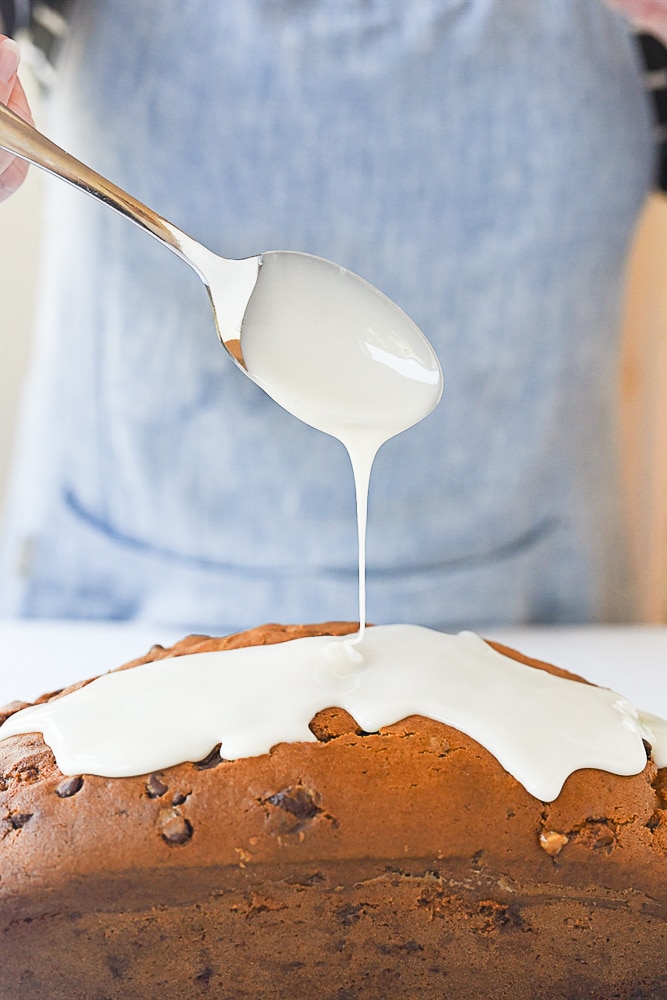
[2,0,655,629]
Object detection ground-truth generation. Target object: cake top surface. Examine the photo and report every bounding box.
[1,621,664,802]
[1,623,666,904]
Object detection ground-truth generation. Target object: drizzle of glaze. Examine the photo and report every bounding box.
[241,251,443,635]
[0,625,661,802]
[640,710,667,768]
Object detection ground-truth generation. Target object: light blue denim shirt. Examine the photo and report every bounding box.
[0,0,655,632]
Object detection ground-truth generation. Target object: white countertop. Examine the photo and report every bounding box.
[487,624,667,716]
[0,620,665,718]
[0,620,182,706]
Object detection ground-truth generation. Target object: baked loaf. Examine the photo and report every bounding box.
[1,622,666,999]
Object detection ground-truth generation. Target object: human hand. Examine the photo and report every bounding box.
[0,36,33,203]
[603,0,667,45]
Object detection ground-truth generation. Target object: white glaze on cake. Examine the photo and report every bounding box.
[0,625,661,802]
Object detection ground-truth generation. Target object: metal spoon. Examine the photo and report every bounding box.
[0,100,442,406]
[0,100,259,369]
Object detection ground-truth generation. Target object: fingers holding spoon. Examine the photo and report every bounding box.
[0,36,33,202]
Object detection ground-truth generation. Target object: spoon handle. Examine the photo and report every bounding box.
[0,100,208,277]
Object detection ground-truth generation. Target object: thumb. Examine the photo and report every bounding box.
[0,36,21,104]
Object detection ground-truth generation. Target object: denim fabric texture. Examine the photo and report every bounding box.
[0,0,655,633]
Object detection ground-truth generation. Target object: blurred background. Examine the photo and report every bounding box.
[1,40,666,623]
[0,53,41,522]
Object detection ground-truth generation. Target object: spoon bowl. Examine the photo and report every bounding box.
[0,101,442,432]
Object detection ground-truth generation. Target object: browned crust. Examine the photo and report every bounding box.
[0,621,665,920]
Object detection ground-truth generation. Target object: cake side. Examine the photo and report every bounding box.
[1,623,665,904]
[1,623,666,999]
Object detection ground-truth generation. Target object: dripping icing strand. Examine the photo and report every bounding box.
[240,252,443,636]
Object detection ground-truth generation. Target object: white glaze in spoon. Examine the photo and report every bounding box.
[241,252,442,635]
